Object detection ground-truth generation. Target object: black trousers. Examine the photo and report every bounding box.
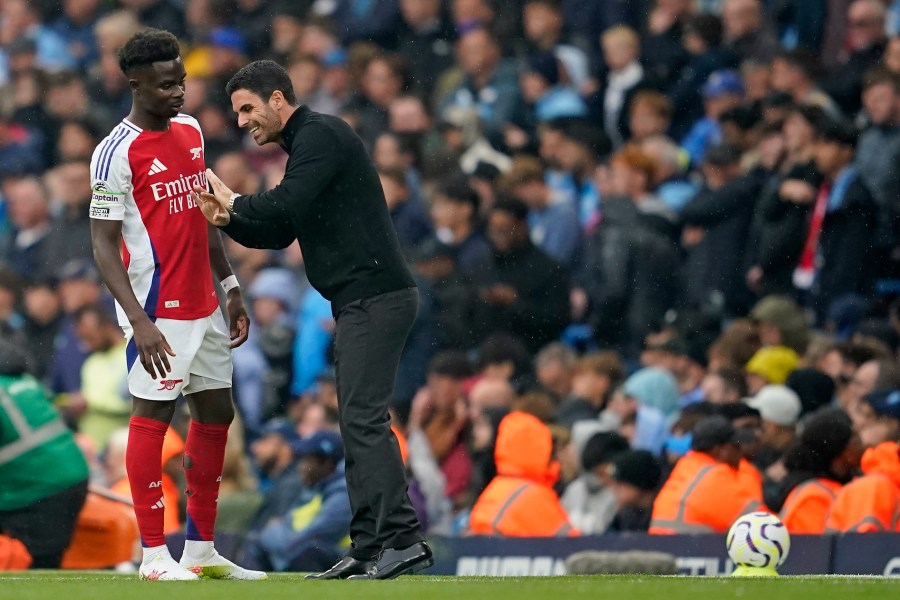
[0,479,88,568]
[333,287,424,559]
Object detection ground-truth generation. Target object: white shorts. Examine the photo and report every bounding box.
[123,311,233,401]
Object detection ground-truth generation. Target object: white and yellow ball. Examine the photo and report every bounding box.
[726,511,791,576]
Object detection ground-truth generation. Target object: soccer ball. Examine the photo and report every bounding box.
[726,512,791,575]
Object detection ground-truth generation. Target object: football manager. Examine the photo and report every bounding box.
[193,59,431,580]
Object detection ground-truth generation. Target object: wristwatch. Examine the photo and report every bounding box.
[228,192,240,212]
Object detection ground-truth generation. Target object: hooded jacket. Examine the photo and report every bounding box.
[826,442,900,533]
[469,411,578,537]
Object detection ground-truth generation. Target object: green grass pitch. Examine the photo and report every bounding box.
[2,572,900,600]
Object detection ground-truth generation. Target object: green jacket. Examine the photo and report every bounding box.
[0,374,88,511]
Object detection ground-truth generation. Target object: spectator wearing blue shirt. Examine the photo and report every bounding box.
[0,116,43,180]
[498,155,582,269]
[379,166,433,253]
[291,287,333,397]
[555,120,612,232]
[238,268,300,431]
[429,173,491,273]
[520,52,587,122]
[681,70,745,165]
[438,27,521,145]
[239,430,351,572]
[641,135,698,213]
[45,260,103,396]
[330,0,402,49]
[51,0,105,72]
[0,0,76,79]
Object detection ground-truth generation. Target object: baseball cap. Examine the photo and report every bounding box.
[747,385,802,427]
[209,27,246,54]
[863,389,900,420]
[258,418,300,443]
[322,48,347,68]
[701,70,744,99]
[292,430,344,461]
[56,259,101,284]
[609,450,662,491]
[411,238,455,263]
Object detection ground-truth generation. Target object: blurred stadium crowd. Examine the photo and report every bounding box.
[4,0,900,571]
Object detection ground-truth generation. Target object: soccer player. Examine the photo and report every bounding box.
[89,29,264,581]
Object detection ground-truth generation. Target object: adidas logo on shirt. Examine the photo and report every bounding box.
[150,498,165,510]
[148,158,168,175]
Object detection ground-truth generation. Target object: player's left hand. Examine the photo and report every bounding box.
[226,290,250,348]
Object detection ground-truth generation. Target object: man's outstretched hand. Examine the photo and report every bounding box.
[193,168,234,226]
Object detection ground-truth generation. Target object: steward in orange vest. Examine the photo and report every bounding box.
[777,411,860,534]
[650,416,765,534]
[826,389,900,532]
[826,441,900,532]
[469,411,579,537]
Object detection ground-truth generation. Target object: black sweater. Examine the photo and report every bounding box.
[222,106,415,312]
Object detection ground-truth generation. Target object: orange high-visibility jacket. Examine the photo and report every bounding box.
[649,450,765,534]
[61,491,139,569]
[826,442,900,533]
[0,535,31,570]
[780,478,842,534]
[469,411,579,537]
[392,424,409,464]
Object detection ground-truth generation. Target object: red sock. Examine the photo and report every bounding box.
[126,416,169,548]
[183,421,229,541]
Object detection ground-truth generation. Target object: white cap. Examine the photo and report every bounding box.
[747,385,802,427]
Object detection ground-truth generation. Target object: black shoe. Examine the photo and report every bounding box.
[348,542,433,580]
[304,556,375,580]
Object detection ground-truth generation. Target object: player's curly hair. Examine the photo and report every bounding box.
[117,29,181,75]
[225,60,297,106]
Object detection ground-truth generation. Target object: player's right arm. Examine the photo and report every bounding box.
[91,220,174,380]
[89,140,174,380]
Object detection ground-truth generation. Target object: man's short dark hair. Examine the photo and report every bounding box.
[816,117,859,148]
[691,416,736,452]
[225,59,297,106]
[436,172,479,210]
[74,303,116,327]
[490,197,530,223]
[685,14,723,48]
[863,67,900,92]
[427,350,474,379]
[719,105,761,131]
[581,432,629,471]
[117,29,181,75]
[775,48,822,81]
[377,165,407,188]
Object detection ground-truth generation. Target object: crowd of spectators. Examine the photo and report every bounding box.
[4,0,900,570]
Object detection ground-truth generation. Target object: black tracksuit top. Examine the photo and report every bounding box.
[222,105,415,313]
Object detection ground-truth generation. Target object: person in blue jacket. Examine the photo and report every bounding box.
[238,430,351,572]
